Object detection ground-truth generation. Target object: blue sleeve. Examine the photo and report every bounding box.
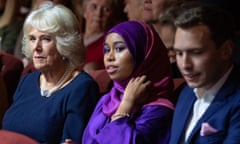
[61,77,99,144]
[223,100,240,144]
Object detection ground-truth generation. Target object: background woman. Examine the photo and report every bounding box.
[82,0,127,73]
[0,0,23,54]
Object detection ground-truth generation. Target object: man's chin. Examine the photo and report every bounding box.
[186,81,200,89]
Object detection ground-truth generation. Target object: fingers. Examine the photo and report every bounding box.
[62,139,74,144]
[130,75,144,82]
[123,75,152,107]
[131,75,151,86]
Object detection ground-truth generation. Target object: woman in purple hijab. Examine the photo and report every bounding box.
[82,21,174,144]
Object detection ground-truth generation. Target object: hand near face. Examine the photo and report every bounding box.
[122,75,151,109]
[111,75,151,121]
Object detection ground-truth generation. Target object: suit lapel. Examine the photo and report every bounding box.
[186,96,226,143]
[174,88,196,143]
[186,67,239,143]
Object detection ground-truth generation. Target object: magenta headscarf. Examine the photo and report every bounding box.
[102,21,174,117]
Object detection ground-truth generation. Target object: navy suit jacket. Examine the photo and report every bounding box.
[170,67,240,144]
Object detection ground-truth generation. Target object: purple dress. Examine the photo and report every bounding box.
[83,21,175,144]
[82,95,173,144]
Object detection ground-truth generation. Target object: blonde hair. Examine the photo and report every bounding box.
[22,1,85,69]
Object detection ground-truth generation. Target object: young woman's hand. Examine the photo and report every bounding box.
[123,75,151,106]
[117,76,151,111]
[111,75,151,121]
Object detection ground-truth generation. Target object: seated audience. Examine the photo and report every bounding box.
[170,2,240,143]
[82,0,127,73]
[155,8,182,78]
[141,0,181,25]
[82,21,174,144]
[14,0,68,67]
[141,0,183,79]
[0,0,23,54]
[124,0,143,21]
[2,2,99,143]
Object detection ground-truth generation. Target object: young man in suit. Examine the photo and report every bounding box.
[170,2,240,144]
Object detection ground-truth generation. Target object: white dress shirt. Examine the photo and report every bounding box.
[184,66,233,143]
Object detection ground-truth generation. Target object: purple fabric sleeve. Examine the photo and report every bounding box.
[83,96,173,144]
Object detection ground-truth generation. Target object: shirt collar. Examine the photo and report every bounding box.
[194,65,233,101]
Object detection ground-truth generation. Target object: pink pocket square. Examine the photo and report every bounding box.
[200,123,218,136]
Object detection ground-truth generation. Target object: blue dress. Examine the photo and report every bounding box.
[2,71,99,144]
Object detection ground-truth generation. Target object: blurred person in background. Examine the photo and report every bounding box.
[82,0,127,73]
[0,0,23,54]
[154,5,182,78]
[124,0,143,21]
[142,0,179,23]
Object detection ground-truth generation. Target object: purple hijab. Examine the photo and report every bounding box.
[102,21,174,117]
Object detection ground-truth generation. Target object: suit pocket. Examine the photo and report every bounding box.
[198,131,224,144]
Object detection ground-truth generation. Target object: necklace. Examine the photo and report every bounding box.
[40,68,74,97]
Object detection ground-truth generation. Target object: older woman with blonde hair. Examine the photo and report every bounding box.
[2,2,99,143]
